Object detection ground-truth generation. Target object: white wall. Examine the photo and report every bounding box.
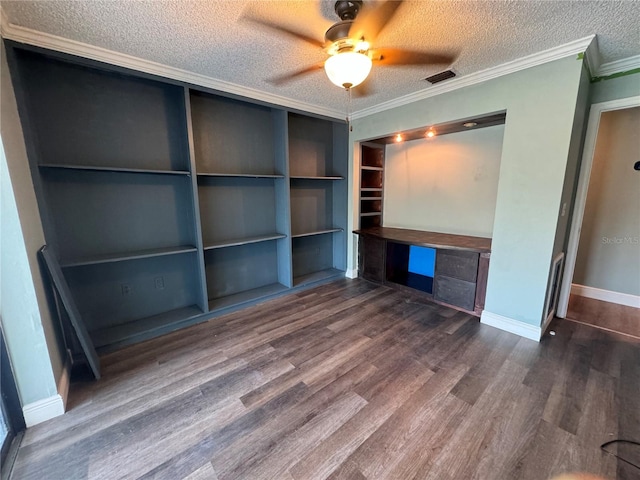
[383,125,504,238]
[573,107,640,296]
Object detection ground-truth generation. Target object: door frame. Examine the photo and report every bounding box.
[557,95,640,317]
[1,326,26,474]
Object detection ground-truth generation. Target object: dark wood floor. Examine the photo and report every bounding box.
[566,294,640,339]
[11,279,640,479]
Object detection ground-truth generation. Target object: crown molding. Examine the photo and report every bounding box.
[0,5,9,37]
[351,35,596,120]
[583,35,601,78]
[0,12,345,120]
[596,54,640,78]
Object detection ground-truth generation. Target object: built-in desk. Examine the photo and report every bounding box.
[354,227,491,316]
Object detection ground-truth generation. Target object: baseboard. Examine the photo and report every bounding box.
[57,354,72,410]
[571,284,640,308]
[345,268,358,279]
[480,310,541,342]
[541,311,555,337]
[22,394,65,427]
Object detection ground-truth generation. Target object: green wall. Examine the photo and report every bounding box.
[349,56,585,327]
[590,71,640,104]
[552,63,591,259]
[1,42,65,405]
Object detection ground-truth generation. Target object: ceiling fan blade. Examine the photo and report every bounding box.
[349,0,404,42]
[372,48,457,66]
[241,16,325,49]
[268,63,325,85]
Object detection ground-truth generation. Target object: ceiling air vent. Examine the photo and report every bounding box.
[424,70,456,84]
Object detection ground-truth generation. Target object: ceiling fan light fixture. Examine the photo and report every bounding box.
[324,51,372,89]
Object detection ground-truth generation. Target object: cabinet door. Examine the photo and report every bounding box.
[435,249,479,282]
[359,236,385,283]
[434,275,476,311]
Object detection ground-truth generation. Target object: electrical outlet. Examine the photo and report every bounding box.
[121,283,132,296]
[154,276,165,290]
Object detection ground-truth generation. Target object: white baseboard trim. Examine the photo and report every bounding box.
[571,284,640,308]
[345,268,358,279]
[480,311,541,342]
[23,394,65,427]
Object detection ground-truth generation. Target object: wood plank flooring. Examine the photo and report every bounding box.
[566,294,640,339]
[11,279,640,480]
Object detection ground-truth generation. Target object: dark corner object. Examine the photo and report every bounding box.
[38,246,101,380]
[634,160,640,171]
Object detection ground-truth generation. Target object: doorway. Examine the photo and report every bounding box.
[558,96,640,337]
[1,327,25,477]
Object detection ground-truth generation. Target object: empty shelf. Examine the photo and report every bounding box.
[39,163,190,176]
[290,175,344,180]
[61,245,198,268]
[294,268,344,287]
[291,228,343,238]
[197,172,284,179]
[361,166,383,171]
[360,212,382,217]
[208,283,289,311]
[91,305,204,350]
[204,233,286,250]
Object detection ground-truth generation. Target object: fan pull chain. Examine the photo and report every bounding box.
[346,87,353,131]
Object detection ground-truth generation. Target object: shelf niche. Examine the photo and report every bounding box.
[205,240,289,310]
[190,91,281,176]
[14,48,189,172]
[40,169,197,264]
[288,113,348,280]
[64,252,203,345]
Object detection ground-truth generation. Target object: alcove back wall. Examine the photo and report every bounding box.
[384,125,505,238]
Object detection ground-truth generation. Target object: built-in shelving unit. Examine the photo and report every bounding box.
[8,43,349,354]
[359,142,385,229]
[10,47,208,352]
[190,91,292,311]
[288,113,347,286]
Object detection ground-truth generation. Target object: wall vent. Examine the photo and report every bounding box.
[424,70,456,84]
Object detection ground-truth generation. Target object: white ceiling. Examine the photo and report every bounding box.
[2,0,639,115]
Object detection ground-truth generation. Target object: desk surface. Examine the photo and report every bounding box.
[353,227,492,253]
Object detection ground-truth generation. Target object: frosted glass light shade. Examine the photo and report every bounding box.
[324,51,372,89]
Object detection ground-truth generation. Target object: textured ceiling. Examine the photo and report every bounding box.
[2,0,639,114]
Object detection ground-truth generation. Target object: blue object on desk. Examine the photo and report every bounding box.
[408,246,435,277]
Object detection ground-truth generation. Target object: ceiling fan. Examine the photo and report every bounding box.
[244,0,457,94]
